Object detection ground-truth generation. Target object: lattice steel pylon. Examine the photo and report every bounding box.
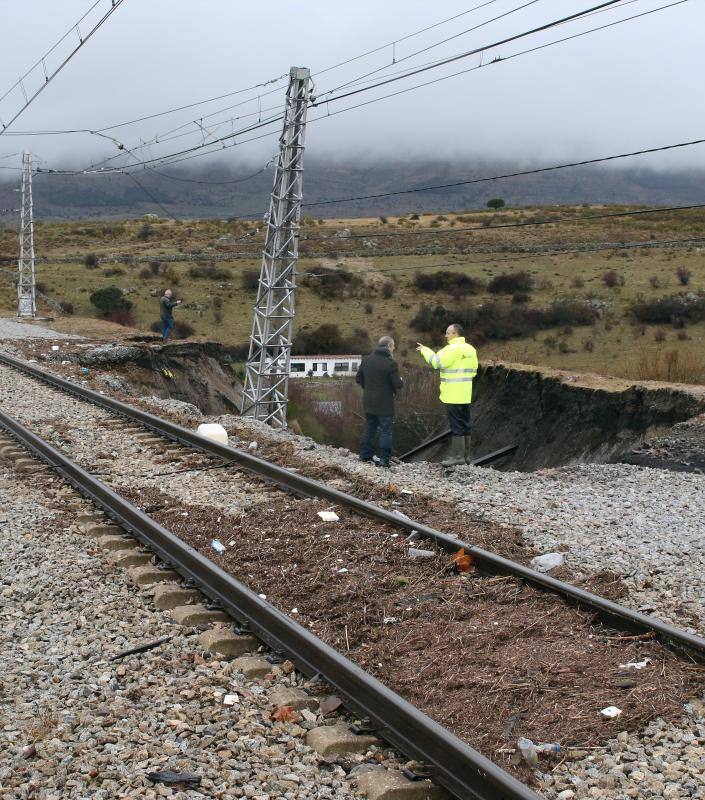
[17,151,36,318]
[241,67,311,428]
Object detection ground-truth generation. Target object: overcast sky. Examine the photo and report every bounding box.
[0,0,702,176]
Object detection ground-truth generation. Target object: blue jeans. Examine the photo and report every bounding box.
[162,318,174,341]
[360,414,394,463]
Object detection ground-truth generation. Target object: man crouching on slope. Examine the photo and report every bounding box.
[416,323,478,467]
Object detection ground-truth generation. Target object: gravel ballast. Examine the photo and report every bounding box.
[0,464,378,799]
[2,350,705,798]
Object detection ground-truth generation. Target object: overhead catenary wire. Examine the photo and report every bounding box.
[0,0,129,135]
[310,0,630,108]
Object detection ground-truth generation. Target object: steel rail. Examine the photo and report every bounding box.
[2,351,705,662]
[0,406,538,800]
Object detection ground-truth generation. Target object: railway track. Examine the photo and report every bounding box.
[2,351,705,800]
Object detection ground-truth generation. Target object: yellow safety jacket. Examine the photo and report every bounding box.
[420,336,478,404]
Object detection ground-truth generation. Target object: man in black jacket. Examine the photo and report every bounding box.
[355,336,403,468]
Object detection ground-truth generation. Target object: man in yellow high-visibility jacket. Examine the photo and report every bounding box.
[416,323,478,466]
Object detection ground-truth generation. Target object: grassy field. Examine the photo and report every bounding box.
[1,206,704,383]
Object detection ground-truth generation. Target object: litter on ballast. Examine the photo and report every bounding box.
[619,658,652,670]
[400,489,413,495]
[258,593,267,599]
[317,511,339,522]
[248,441,258,450]
[600,706,622,719]
[210,539,225,554]
[408,547,435,559]
[51,345,60,351]
[383,617,400,624]
[531,552,565,572]
[223,694,239,706]
[337,567,349,574]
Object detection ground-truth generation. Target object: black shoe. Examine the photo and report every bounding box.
[359,455,373,463]
[378,461,391,469]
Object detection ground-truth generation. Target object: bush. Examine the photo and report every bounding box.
[102,267,125,277]
[241,269,260,291]
[188,263,233,280]
[654,329,667,342]
[103,309,135,327]
[381,281,395,299]
[512,292,530,304]
[676,266,692,286]
[149,260,162,275]
[488,271,534,294]
[413,271,482,296]
[364,303,374,314]
[410,299,598,342]
[59,301,75,315]
[172,320,195,339]
[649,275,662,289]
[379,216,388,224]
[84,253,99,269]
[486,198,505,210]
[89,286,132,315]
[35,282,47,294]
[301,266,362,300]
[139,267,152,279]
[292,323,371,355]
[571,276,585,289]
[137,223,151,241]
[602,270,624,288]
[630,293,705,325]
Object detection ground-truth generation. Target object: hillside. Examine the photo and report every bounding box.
[1,204,704,386]
[1,159,705,220]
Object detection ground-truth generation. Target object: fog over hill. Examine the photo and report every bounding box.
[1,159,704,222]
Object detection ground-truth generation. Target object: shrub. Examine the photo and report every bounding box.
[649,275,662,289]
[149,260,162,275]
[413,271,481,296]
[583,338,594,352]
[488,271,534,294]
[676,266,692,286]
[89,286,132,315]
[410,299,597,342]
[409,213,419,220]
[103,309,135,327]
[137,223,151,241]
[241,269,260,291]
[602,270,623,288]
[654,329,667,342]
[379,216,388,224]
[630,293,705,325]
[381,281,395,299]
[571,276,585,289]
[364,303,374,314]
[512,292,530,304]
[103,267,125,277]
[188,263,233,280]
[59,301,75,315]
[302,266,362,300]
[84,253,99,269]
[35,282,47,294]
[292,323,371,355]
[139,267,152,279]
[677,330,690,341]
[486,198,505,210]
[172,320,195,339]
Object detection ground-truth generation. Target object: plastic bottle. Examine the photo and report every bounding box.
[517,737,538,767]
[537,743,561,755]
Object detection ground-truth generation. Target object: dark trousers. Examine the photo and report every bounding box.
[445,403,471,436]
[162,317,174,341]
[360,414,394,462]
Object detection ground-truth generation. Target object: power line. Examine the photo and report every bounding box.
[300,136,705,209]
[300,202,705,241]
[318,0,544,100]
[311,0,629,108]
[0,0,129,135]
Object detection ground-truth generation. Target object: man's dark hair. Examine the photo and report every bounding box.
[448,323,463,337]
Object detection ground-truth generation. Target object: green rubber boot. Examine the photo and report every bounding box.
[441,436,466,467]
[464,435,472,465]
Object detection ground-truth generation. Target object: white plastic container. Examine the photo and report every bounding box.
[196,423,228,446]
